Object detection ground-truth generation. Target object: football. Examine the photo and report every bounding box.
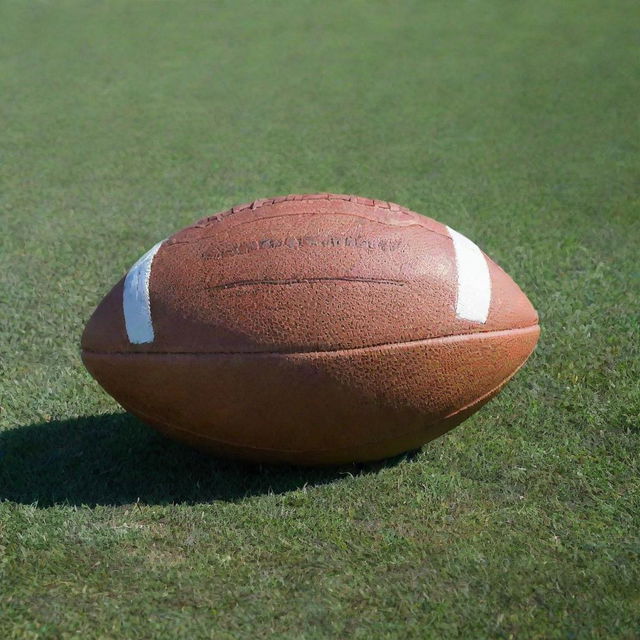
[82,194,539,465]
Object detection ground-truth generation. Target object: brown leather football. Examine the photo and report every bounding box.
[82,194,539,465]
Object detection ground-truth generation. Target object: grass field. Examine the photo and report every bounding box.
[1,1,639,638]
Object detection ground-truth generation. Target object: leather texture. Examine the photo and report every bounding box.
[82,194,540,465]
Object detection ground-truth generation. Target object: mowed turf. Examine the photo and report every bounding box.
[1,1,639,638]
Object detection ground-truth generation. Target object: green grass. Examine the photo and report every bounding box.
[1,0,639,637]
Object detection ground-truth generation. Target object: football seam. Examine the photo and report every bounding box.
[82,324,540,357]
[194,193,417,228]
[206,276,407,291]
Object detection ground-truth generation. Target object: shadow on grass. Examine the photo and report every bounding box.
[0,413,417,507]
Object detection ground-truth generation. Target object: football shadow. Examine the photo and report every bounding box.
[0,413,418,507]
